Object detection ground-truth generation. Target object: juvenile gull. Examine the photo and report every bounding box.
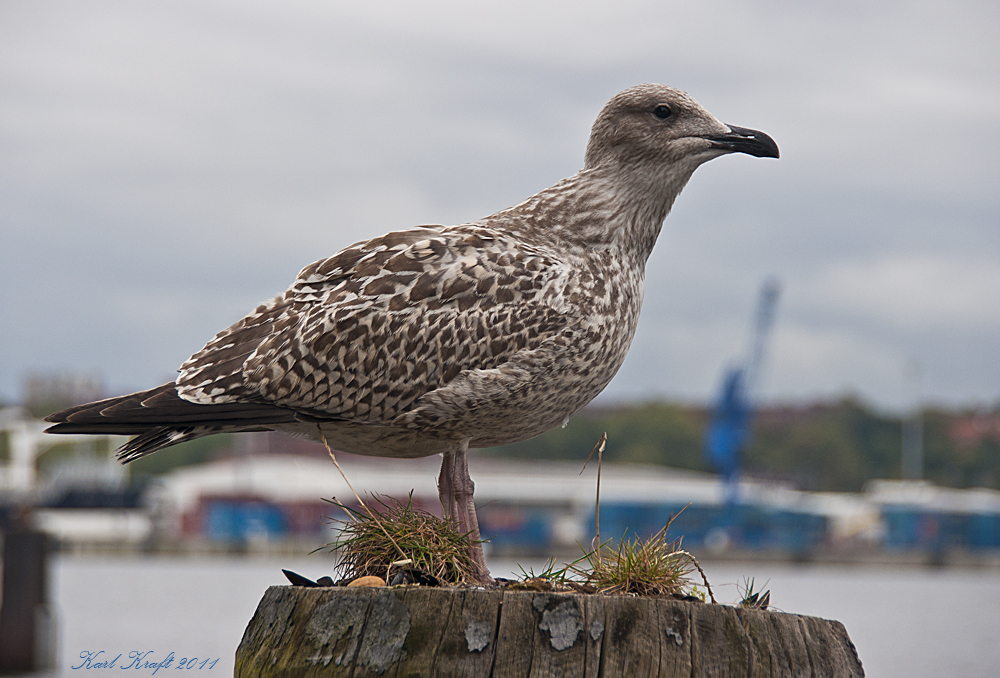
[46,84,778,581]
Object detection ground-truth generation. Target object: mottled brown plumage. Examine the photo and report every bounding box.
[46,84,778,580]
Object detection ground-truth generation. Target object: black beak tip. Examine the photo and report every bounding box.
[710,125,780,159]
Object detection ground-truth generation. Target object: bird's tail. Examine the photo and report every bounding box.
[45,383,297,462]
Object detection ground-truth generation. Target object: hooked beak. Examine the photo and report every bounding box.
[704,125,779,159]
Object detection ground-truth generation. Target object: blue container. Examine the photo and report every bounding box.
[478,504,552,553]
[205,500,287,542]
[586,502,827,553]
[969,514,1000,549]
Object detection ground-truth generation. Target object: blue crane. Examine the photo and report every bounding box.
[704,278,781,500]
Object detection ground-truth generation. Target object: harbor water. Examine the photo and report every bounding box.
[43,554,1000,677]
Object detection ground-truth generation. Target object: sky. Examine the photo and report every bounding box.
[1,0,998,413]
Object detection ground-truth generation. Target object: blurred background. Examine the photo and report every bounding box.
[1,1,999,676]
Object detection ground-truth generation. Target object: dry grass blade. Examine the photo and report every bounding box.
[579,431,608,473]
[317,426,407,563]
[322,493,482,585]
[579,432,607,564]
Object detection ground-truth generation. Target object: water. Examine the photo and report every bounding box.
[44,554,1000,677]
[698,561,1000,678]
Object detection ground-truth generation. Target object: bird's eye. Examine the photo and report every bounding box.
[653,105,672,119]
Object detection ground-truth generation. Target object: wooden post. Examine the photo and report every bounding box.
[236,586,864,677]
[0,528,53,675]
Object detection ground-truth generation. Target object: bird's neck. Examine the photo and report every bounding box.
[498,165,694,266]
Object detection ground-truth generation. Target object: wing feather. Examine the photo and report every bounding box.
[175,226,572,423]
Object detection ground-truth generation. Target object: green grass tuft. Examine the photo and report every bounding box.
[738,577,771,609]
[565,525,714,600]
[321,493,482,585]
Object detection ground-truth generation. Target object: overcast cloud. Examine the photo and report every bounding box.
[1,0,998,411]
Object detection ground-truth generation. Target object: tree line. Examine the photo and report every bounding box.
[484,398,1000,493]
[11,392,999,493]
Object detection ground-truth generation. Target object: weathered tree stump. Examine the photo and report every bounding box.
[236,586,864,677]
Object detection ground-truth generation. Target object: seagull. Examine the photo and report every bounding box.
[45,84,778,582]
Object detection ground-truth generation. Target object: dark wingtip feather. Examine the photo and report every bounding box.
[116,426,196,463]
[45,383,299,432]
[44,422,152,436]
[43,383,303,462]
[44,384,179,426]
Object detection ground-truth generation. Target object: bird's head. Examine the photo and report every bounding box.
[584,84,778,183]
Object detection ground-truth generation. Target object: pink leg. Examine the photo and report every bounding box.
[438,445,492,583]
